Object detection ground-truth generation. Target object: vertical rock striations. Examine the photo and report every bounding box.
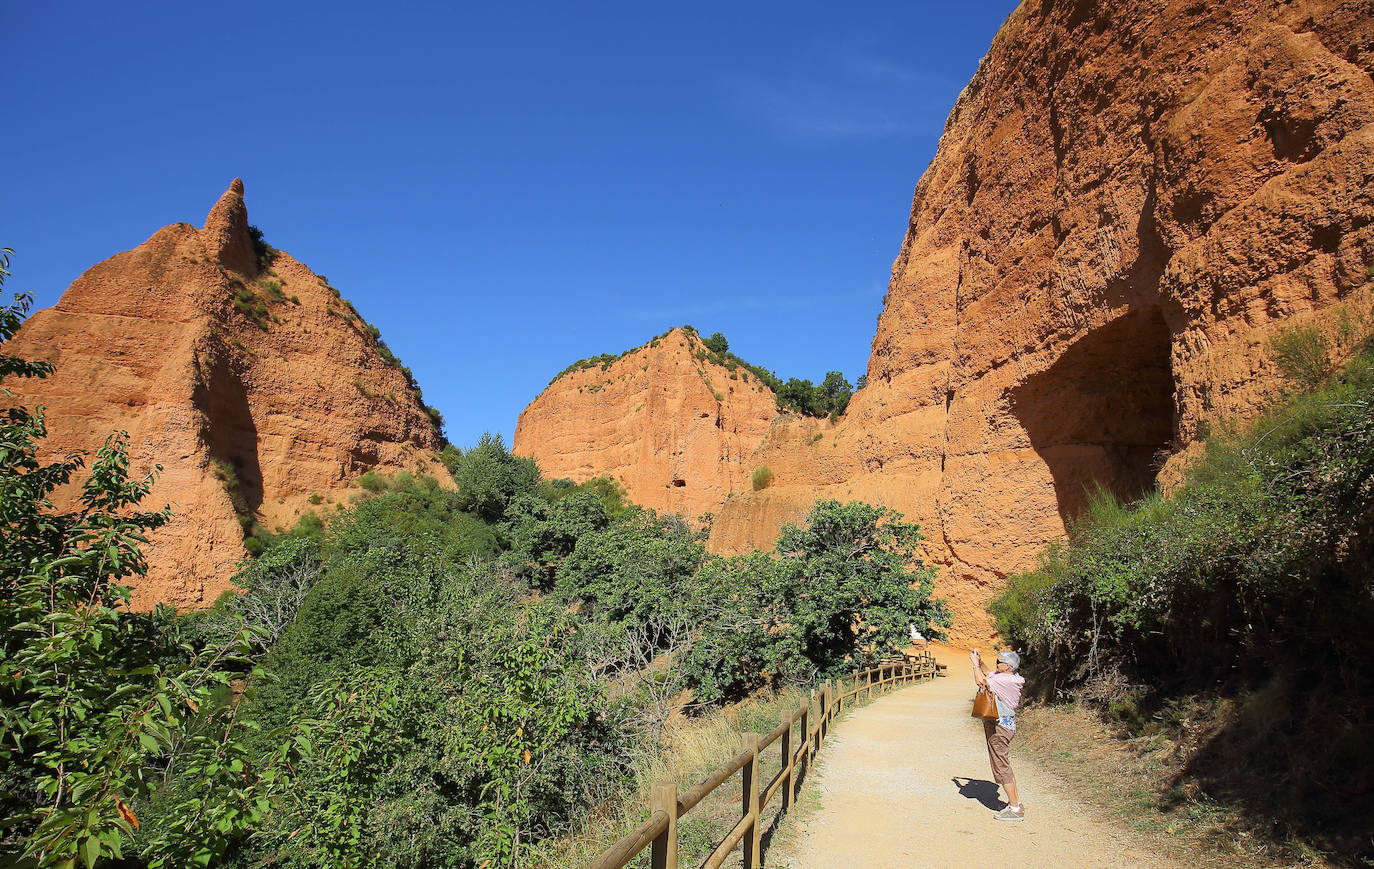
[2,180,449,609]
[514,329,780,518]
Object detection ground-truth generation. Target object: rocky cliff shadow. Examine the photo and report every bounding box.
[193,348,263,529]
[1009,308,1176,524]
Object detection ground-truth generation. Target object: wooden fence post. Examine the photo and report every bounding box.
[814,684,824,753]
[742,733,760,869]
[780,709,794,812]
[651,781,677,869]
[797,698,810,800]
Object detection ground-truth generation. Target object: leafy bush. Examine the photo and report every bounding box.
[994,345,1374,689]
[554,508,708,626]
[990,342,1374,851]
[752,465,774,490]
[449,432,541,522]
[260,278,286,302]
[332,472,498,562]
[1268,323,1331,390]
[682,500,949,701]
[247,225,278,271]
[423,402,446,437]
[235,519,622,867]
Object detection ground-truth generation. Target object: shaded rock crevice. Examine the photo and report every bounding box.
[192,341,264,527]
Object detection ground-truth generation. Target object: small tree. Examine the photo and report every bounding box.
[454,432,540,522]
[819,370,853,416]
[683,500,950,700]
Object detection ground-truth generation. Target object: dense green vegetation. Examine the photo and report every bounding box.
[682,327,856,418]
[1,256,946,867]
[991,321,1374,859]
[548,326,860,419]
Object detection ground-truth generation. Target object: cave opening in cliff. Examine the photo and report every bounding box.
[1009,308,1176,524]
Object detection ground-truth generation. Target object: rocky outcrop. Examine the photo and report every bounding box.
[523,0,1374,644]
[3,180,448,609]
[514,329,781,517]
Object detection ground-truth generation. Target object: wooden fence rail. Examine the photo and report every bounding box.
[588,651,939,869]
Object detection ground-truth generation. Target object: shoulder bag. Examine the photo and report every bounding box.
[972,685,998,719]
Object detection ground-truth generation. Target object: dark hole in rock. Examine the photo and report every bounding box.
[671,478,686,487]
[1008,308,1176,524]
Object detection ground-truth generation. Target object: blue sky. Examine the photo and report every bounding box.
[5,1,1017,448]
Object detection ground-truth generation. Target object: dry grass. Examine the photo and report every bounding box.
[528,677,910,869]
[525,689,808,868]
[1016,703,1339,869]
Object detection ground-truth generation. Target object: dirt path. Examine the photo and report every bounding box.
[777,649,1182,869]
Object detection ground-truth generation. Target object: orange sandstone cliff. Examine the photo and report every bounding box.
[519,0,1374,644]
[2,180,449,609]
[514,329,780,518]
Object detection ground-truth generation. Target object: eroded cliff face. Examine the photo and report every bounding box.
[514,330,781,517]
[524,0,1374,644]
[3,180,449,608]
[719,0,1374,643]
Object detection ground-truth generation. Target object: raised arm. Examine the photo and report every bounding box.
[969,649,990,687]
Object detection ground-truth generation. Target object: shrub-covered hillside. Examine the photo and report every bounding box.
[991,322,1374,862]
[0,270,947,868]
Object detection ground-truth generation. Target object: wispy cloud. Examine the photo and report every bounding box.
[723,52,955,143]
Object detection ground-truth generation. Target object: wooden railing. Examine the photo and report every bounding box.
[588,651,939,869]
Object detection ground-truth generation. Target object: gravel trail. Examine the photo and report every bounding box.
[779,649,1181,869]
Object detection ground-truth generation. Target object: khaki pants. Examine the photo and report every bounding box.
[983,720,1016,787]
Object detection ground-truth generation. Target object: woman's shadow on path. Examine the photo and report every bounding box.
[951,777,1005,810]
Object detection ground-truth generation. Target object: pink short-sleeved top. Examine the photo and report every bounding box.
[986,671,1025,712]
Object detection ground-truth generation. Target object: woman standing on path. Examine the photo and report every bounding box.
[972,648,1025,821]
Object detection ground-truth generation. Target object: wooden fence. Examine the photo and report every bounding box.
[588,652,941,869]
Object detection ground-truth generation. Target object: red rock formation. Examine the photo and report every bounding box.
[3,180,448,609]
[523,0,1374,644]
[514,329,781,517]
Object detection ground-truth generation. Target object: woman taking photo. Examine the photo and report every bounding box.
[971,648,1025,821]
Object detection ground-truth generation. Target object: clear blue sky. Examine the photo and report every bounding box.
[5,1,1017,449]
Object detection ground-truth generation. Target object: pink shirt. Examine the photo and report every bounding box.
[986,671,1024,712]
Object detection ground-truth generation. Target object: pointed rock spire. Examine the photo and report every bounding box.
[201,178,257,275]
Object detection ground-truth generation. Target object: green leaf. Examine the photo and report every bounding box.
[81,836,100,869]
